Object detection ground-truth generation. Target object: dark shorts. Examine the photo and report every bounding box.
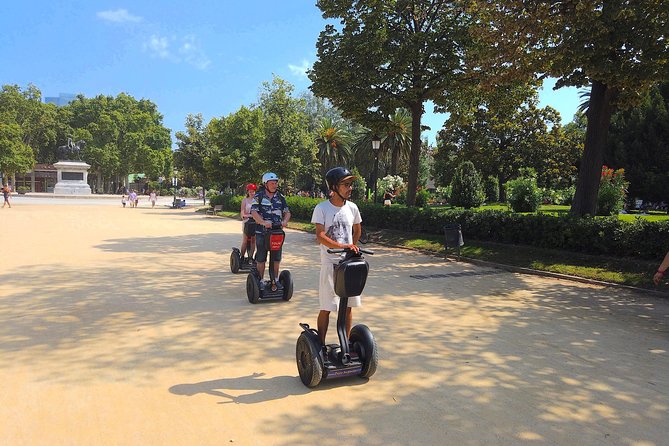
[254,232,282,263]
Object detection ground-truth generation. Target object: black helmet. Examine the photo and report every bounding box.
[325,167,357,190]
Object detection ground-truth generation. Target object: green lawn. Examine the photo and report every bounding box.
[212,209,667,292]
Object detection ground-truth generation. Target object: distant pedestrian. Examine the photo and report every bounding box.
[383,189,396,206]
[653,251,669,286]
[2,184,11,208]
[149,190,157,208]
[129,190,138,208]
[121,194,127,208]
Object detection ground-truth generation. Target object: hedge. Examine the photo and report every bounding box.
[210,194,669,260]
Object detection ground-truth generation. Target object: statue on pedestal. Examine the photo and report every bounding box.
[56,138,86,161]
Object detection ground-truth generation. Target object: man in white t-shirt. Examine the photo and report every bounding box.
[311,167,362,346]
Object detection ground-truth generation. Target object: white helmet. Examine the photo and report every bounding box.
[262,172,279,184]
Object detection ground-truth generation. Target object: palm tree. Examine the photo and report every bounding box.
[577,85,590,115]
[385,109,412,174]
[351,110,412,177]
[315,117,352,172]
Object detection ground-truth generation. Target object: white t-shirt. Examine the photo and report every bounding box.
[311,200,362,264]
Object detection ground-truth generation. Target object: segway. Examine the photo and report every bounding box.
[230,219,256,274]
[246,223,293,304]
[296,247,376,387]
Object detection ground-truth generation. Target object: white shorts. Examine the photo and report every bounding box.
[319,262,361,312]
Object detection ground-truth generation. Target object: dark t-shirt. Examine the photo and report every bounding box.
[250,190,289,233]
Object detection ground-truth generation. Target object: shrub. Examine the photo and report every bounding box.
[350,167,367,201]
[484,176,500,203]
[506,171,542,212]
[434,185,451,204]
[415,189,430,207]
[555,186,576,205]
[213,191,668,260]
[450,161,486,209]
[597,166,628,216]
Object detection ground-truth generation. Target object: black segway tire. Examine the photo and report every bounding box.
[279,270,293,301]
[246,273,260,304]
[296,332,323,387]
[350,324,378,378]
[230,250,241,274]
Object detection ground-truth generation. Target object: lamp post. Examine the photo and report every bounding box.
[371,134,381,203]
[172,170,178,208]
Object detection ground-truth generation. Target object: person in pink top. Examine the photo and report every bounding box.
[240,183,258,262]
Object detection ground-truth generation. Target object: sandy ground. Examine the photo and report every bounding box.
[0,201,667,446]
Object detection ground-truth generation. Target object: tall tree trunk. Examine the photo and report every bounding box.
[391,146,399,175]
[570,80,618,217]
[406,102,423,206]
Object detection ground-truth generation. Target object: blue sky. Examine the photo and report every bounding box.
[1,1,580,146]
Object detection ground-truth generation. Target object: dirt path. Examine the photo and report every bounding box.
[0,203,667,445]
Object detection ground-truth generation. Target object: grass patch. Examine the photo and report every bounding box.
[211,210,666,292]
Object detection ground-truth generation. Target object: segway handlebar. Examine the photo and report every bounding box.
[327,247,374,255]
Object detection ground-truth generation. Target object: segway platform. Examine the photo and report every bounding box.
[246,225,293,304]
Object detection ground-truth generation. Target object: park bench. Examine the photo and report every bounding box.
[172,199,186,209]
[206,204,223,216]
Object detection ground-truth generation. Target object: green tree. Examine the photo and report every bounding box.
[434,86,577,198]
[174,113,210,189]
[0,84,56,167]
[470,0,669,216]
[384,109,412,175]
[0,123,35,180]
[206,105,265,189]
[66,93,171,192]
[310,0,471,206]
[315,116,352,173]
[257,76,317,192]
[450,161,485,209]
[605,83,669,202]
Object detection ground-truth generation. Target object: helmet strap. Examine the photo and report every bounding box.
[332,185,347,204]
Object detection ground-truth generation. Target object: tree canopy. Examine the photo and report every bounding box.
[310,0,471,205]
[469,0,669,215]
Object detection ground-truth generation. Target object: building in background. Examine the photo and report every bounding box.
[44,93,76,107]
[13,164,58,192]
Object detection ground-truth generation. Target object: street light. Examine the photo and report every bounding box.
[172,170,178,208]
[371,134,381,203]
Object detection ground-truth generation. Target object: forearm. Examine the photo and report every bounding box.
[658,251,669,272]
[316,231,345,250]
[251,211,263,224]
[352,224,361,245]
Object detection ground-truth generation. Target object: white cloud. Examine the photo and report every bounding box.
[143,34,211,70]
[144,35,172,60]
[178,35,211,70]
[288,60,310,79]
[97,9,142,23]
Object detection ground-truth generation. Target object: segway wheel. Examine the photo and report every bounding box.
[279,270,293,301]
[230,250,241,274]
[350,324,378,378]
[296,333,323,387]
[246,273,260,304]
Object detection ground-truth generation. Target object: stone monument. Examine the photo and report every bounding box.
[53,138,92,195]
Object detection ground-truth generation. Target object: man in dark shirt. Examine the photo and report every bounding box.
[250,172,291,288]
